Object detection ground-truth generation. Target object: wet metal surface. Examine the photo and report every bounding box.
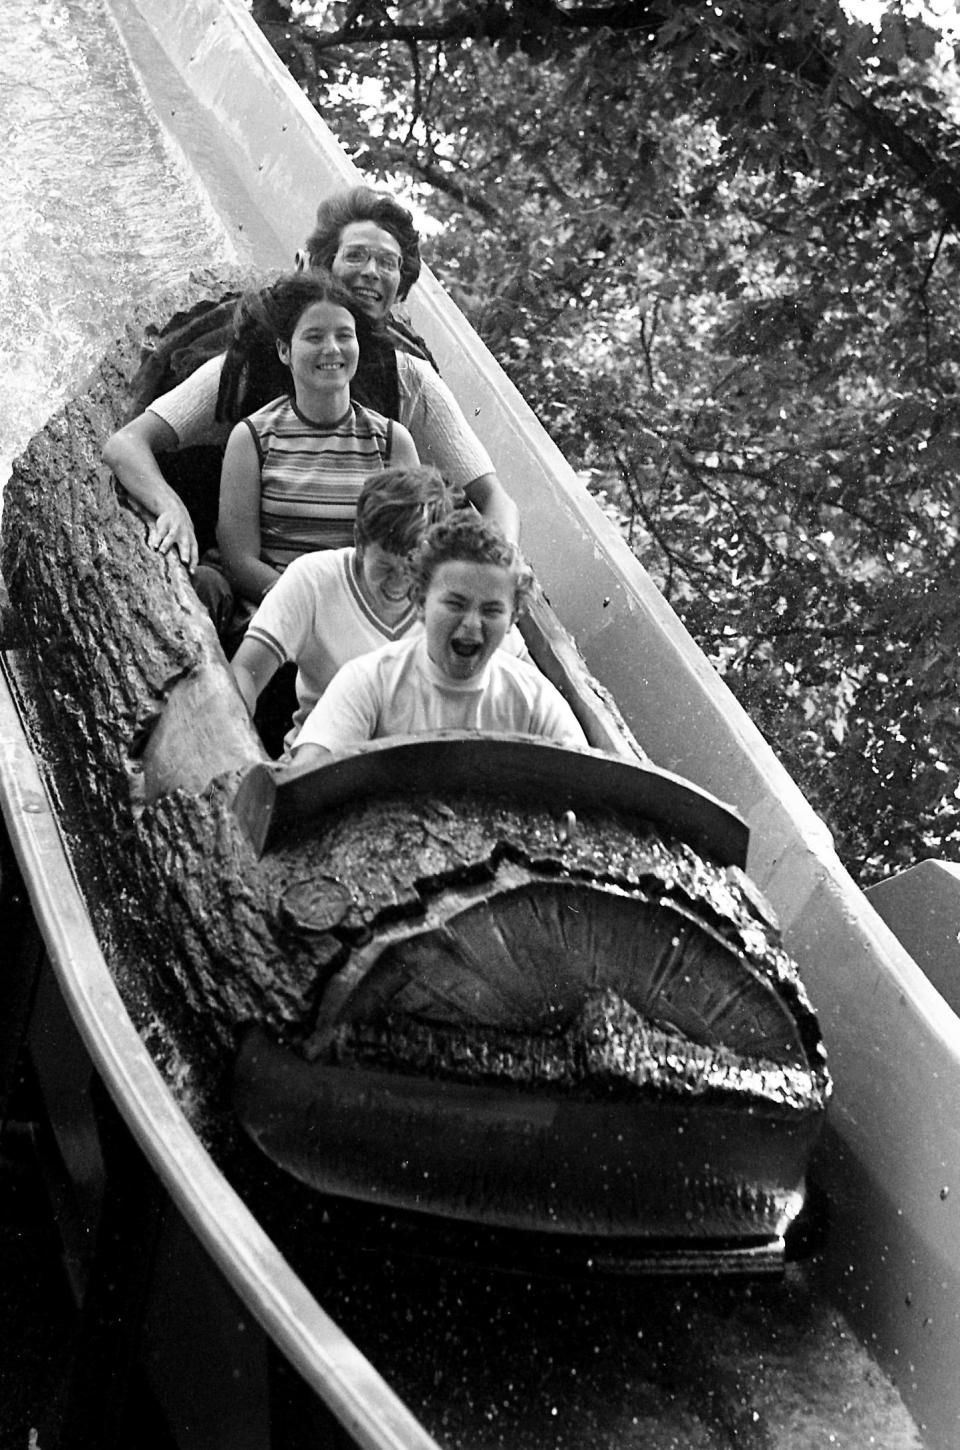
[0,0,234,488]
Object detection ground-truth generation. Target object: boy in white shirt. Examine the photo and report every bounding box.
[292,515,588,763]
[230,465,450,749]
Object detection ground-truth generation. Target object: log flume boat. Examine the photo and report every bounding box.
[0,2,958,1448]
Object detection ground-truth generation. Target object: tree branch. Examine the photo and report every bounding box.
[298,2,654,51]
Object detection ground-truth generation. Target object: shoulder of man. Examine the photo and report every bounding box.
[386,312,440,374]
[127,269,261,419]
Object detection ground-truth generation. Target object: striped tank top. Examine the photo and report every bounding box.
[244,395,393,569]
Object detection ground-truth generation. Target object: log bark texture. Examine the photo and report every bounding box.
[0,273,326,1071]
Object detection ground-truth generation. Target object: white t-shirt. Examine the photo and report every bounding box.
[294,634,588,755]
[148,351,494,490]
[247,547,532,748]
[247,548,415,742]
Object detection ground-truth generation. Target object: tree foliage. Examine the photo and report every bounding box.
[251,0,960,883]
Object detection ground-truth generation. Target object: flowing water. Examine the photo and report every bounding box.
[0,0,238,491]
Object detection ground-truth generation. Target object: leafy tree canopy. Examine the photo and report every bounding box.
[252,0,960,883]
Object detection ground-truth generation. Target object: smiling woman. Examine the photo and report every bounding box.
[208,270,419,642]
[278,300,361,405]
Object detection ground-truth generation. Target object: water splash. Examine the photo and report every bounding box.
[0,0,237,489]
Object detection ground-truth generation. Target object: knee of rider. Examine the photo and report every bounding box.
[192,563,234,632]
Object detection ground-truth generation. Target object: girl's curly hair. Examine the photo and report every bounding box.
[409,514,534,614]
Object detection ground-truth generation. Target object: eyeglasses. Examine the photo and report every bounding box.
[337,244,402,274]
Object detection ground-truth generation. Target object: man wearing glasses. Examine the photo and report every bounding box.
[103,186,519,572]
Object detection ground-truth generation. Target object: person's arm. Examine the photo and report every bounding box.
[397,357,520,541]
[230,635,282,716]
[463,472,520,543]
[217,423,280,606]
[102,355,228,571]
[390,421,420,468]
[102,411,201,570]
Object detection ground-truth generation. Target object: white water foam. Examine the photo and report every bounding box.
[0,0,236,491]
